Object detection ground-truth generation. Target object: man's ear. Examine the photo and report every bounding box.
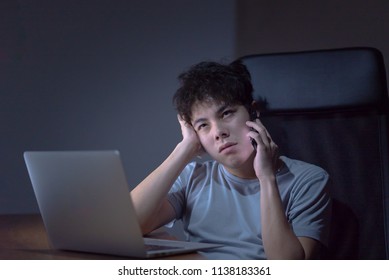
[252,97,268,114]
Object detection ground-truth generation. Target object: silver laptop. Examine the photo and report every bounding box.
[24,150,219,258]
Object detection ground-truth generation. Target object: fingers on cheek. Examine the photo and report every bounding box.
[247,131,257,139]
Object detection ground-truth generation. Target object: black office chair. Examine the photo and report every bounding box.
[240,47,389,259]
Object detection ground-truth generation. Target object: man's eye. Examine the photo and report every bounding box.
[222,110,234,118]
[197,123,207,131]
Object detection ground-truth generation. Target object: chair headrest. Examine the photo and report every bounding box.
[240,47,388,114]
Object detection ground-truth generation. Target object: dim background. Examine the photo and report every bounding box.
[1,0,388,217]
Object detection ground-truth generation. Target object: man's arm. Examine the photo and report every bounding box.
[259,176,320,259]
[247,119,320,259]
[131,116,202,234]
[131,142,192,234]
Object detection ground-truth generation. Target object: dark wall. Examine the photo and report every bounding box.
[0,0,235,213]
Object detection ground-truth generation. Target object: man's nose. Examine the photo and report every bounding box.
[214,123,229,141]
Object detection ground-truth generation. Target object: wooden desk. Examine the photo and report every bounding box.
[0,214,203,260]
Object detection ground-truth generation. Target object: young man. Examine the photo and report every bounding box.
[131,61,331,259]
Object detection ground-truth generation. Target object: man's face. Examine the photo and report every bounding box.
[191,101,255,176]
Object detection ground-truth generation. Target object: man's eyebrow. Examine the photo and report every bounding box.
[216,104,230,115]
[192,117,207,127]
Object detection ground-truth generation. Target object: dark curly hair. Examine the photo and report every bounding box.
[173,60,254,124]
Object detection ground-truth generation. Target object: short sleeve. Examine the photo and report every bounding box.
[167,162,195,220]
[288,168,332,246]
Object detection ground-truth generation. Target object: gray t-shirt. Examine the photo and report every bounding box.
[167,156,331,259]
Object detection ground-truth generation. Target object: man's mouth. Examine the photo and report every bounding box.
[219,142,237,153]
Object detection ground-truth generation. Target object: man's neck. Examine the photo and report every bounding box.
[223,156,284,180]
[224,153,257,179]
